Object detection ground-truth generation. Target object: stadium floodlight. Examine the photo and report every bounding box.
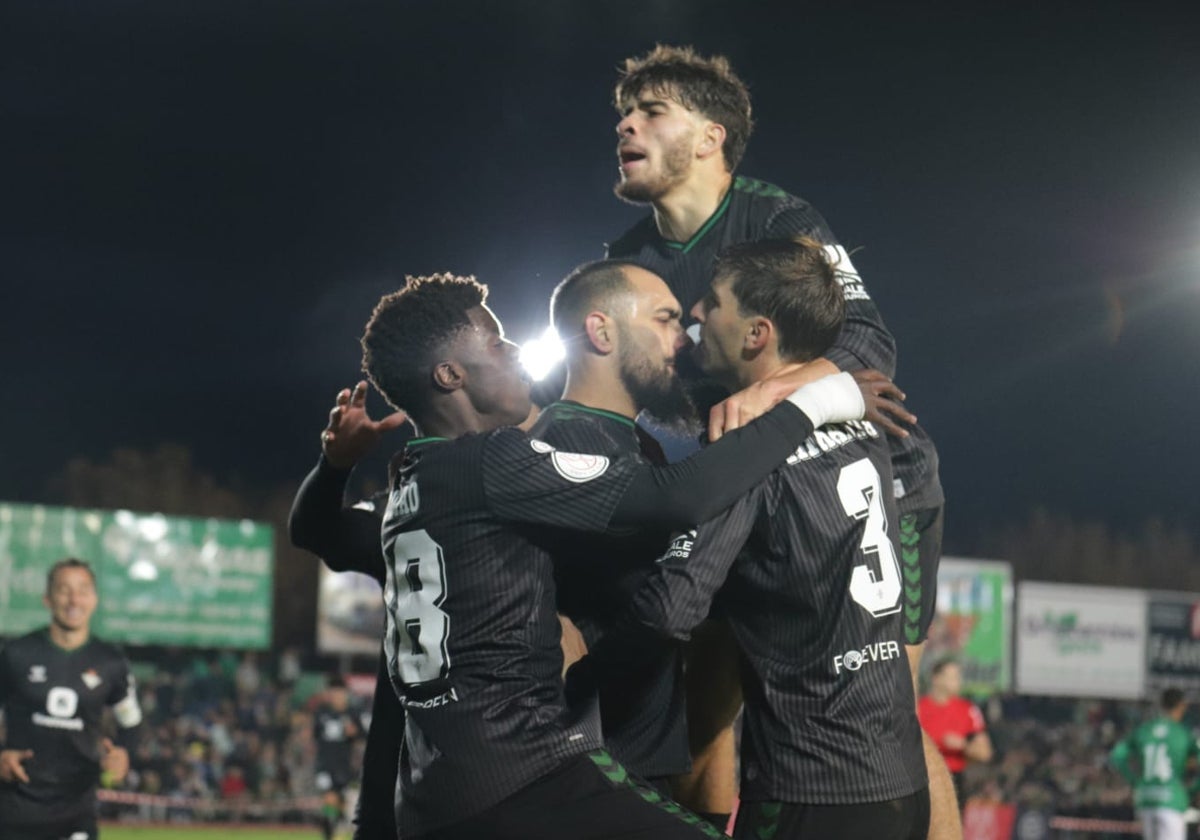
[519,327,566,382]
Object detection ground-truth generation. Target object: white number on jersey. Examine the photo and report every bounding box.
[1143,742,1173,783]
[385,529,451,686]
[837,458,902,617]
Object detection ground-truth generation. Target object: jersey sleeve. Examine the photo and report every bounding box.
[765,202,898,377]
[627,488,764,639]
[482,428,642,533]
[1110,735,1138,786]
[0,644,11,708]
[289,457,386,582]
[965,701,987,737]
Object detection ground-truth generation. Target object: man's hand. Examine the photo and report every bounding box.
[0,748,33,783]
[100,739,130,785]
[708,360,915,441]
[321,381,409,469]
[851,369,917,438]
[558,614,588,678]
[941,732,967,751]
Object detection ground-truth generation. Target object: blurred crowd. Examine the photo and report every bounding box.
[100,649,368,824]
[961,695,1162,822]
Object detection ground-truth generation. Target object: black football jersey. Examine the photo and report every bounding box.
[529,401,690,779]
[607,175,943,513]
[623,421,928,804]
[380,429,639,836]
[0,629,141,824]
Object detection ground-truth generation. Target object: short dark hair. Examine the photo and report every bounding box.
[713,237,845,363]
[615,44,753,172]
[361,274,488,415]
[929,657,959,678]
[1162,687,1186,711]
[550,260,640,343]
[46,557,96,595]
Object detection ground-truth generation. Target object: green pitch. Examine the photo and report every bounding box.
[104,827,340,840]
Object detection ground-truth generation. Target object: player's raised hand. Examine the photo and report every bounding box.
[99,738,131,784]
[852,369,916,438]
[0,748,33,783]
[321,381,409,469]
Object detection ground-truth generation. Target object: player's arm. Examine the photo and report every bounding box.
[764,203,897,376]
[102,661,144,785]
[288,383,407,580]
[610,377,859,529]
[962,702,993,763]
[0,647,35,785]
[1110,736,1139,786]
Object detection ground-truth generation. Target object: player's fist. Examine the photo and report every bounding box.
[0,748,33,783]
[100,739,131,785]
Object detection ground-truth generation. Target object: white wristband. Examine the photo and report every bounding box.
[785,372,865,428]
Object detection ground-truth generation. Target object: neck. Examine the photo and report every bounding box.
[562,362,639,421]
[416,400,507,440]
[731,353,797,392]
[48,622,89,650]
[929,688,953,703]
[652,169,733,243]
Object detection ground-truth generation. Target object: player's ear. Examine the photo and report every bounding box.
[583,312,615,355]
[431,360,466,392]
[697,121,726,161]
[745,317,772,351]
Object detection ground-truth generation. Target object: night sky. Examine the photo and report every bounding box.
[4,2,1198,550]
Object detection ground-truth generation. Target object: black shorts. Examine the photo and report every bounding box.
[734,787,930,840]
[899,505,944,645]
[418,750,725,839]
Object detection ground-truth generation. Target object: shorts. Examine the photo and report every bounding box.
[416,750,725,839]
[899,505,944,645]
[0,816,98,840]
[734,786,930,840]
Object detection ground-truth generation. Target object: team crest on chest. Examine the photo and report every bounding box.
[81,669,102,690]
[529,439,610,483]
[28,665,47,683]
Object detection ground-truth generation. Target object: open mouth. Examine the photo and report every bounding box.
[618,149,646,169]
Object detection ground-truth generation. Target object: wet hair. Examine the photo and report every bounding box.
[712,237,846,363]
[361,274,488,415]
[46,557,96,595]
[615,44,754,172]
[549,259,642,344]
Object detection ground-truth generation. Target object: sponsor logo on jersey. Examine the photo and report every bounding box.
[32,712,85,731]
[657,530,697,563]
[823,244,870,301]
[81,669,102,690]
[529,439,610,483]
[402,686,459,710]
[28,665,46,683]
[833,640,901,674]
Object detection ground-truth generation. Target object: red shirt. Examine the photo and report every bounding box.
[918,694,986,773]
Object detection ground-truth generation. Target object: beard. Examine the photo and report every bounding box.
[617,334,699,436]
[613,135,693,205]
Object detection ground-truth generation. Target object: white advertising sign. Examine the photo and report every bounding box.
[1016,581,1146,699]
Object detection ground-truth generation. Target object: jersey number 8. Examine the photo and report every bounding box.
[385,529,451,686]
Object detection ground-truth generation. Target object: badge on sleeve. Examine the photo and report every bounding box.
[529,439,610,483]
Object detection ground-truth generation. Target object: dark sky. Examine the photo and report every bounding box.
[3,1,1198,551]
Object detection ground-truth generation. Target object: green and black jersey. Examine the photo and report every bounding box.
[607,175,943,514]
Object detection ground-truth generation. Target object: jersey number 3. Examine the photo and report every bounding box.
[385,529,451,686]
[837,458,902,618]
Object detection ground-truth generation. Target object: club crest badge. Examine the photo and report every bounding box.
[81,669,102,690]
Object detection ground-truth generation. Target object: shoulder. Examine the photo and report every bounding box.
[1,628,48,660]
[606,215,657,257]
[532,404,628,452]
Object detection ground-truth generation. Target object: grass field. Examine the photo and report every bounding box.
[103,826,341,840]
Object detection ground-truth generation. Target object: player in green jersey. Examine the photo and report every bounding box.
[1111,688,1200,840]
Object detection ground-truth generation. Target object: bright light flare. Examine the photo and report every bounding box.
[520,327,566,382]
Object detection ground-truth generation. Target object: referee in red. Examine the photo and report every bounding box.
[917,659,994,804]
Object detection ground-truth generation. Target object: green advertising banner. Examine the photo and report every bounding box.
[923,557,1012,696]
[0,502,273,648]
